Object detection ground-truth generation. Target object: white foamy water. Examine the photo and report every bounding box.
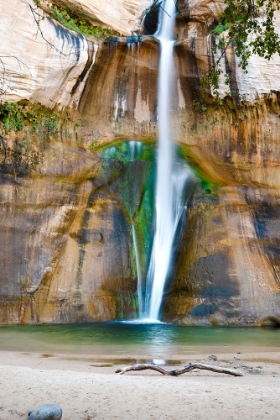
[132,224,143,316]
[121,318,165,325]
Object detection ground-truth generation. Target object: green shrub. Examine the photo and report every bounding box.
[0,102,25,132]
[48,7,121,40]
[212,24,229,36]
[0,102,60,135]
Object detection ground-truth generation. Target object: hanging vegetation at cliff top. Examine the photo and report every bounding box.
[219,0,280,70]
[192,0,280,109]
[35,0,121,40]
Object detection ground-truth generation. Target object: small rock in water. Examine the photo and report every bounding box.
[28,404,62,420]
[208,354,217,361]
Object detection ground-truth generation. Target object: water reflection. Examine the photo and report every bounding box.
[0,323,279,355]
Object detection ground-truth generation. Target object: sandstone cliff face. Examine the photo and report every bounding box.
[50,0,153,35]
[0,138,144,323]
[164,186,280,325]
[1,0,280,324]
[0,0,95,108]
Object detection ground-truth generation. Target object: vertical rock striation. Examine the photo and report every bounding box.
[0,0,95,108]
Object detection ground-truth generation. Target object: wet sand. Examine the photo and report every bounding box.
[0,349,279,419]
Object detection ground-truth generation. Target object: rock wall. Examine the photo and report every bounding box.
[50,0,153,35]
[0,138,143,323]
[1,0,280,324]
[164,186,280,325]
[0,0,95,108]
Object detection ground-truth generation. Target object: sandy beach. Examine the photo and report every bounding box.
[0,349,279,419]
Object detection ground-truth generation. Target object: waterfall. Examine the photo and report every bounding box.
[132,224,144,316]
[143,0,193,321]
[128,140,145,316]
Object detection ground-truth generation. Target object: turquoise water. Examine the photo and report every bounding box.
[0,323,279,356]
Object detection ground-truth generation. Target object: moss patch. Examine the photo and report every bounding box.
[45,4,121,40]
[100,141,156,284]
[178,143,221,190]
[0,102,60,135]
[0,102,62,173]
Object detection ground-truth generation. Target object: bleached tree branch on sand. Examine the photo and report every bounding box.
[115,363,243,377]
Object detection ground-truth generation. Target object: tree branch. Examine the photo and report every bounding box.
[29,4,82,60]
[115,363,243,377]
[30,4,67,56]
[0,55,32,98]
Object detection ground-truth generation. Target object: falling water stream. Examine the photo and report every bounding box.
[128,141,145,315]
[142,0,194,321]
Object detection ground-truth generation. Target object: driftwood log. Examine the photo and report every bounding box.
[115,363,243,377]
